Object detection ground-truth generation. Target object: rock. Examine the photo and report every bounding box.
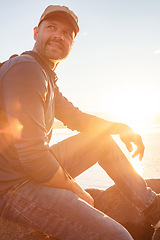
[87,179,160,240]
[0,217,57,240]
[0,179,160,240]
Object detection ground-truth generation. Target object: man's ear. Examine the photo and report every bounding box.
[34,27,39,40]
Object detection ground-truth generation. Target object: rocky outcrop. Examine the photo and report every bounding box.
[0,217,57,240]
[87,179,160,240]
[0,179,160,240]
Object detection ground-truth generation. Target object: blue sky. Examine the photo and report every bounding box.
[1,0,160,125]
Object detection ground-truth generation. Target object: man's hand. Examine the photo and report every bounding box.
[119,125,145,160]
[76,188,94,207]
[43,166,94,207]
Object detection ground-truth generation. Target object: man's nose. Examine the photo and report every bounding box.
[54,30,64,41]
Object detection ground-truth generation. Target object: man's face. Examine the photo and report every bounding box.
[34,16,75,63]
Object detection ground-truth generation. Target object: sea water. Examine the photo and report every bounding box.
[50,125,160,190]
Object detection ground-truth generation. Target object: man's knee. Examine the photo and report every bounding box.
[115,227,133,240]
[102,223,133,240]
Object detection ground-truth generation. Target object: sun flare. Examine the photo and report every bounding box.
[107,86,158,133]
[113,136,144,176]
[130,157,144,176]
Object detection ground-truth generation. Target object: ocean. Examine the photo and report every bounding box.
[50,124,160,190]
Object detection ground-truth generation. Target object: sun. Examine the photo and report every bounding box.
[103,84,159,177]
[107,86,158,133]
[107,85,158,176]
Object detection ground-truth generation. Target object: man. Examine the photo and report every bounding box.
[0,5,160,240]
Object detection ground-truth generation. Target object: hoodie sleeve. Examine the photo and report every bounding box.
[2,61,60,183]
[54,84,117,134]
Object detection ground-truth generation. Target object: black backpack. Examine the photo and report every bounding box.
[0,54,19,67]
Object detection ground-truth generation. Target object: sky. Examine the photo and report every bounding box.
[1,0,160,127]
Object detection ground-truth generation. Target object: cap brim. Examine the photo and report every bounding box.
[39,11,79,35]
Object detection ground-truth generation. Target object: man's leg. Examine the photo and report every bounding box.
[51,132,160,231]
[50,132,156,212]
[0,180,133,240]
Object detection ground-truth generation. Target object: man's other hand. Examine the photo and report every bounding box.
[120,126,145,161]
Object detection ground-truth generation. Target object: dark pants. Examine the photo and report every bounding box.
[0,133,156,239]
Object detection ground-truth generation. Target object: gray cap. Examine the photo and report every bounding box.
[38,5,79,35]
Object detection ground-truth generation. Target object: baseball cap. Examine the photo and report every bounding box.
[38,5,79,35]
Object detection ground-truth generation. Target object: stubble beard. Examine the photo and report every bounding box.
[44,39,68,61]
[35,38,71,65]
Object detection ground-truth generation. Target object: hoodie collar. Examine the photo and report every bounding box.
[22,51,58,83]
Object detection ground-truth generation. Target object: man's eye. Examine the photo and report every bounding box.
[64,31,73,39]
[48,25,56,30]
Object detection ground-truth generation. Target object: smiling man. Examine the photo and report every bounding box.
[33,12,76,67]
[0,5,160,240]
